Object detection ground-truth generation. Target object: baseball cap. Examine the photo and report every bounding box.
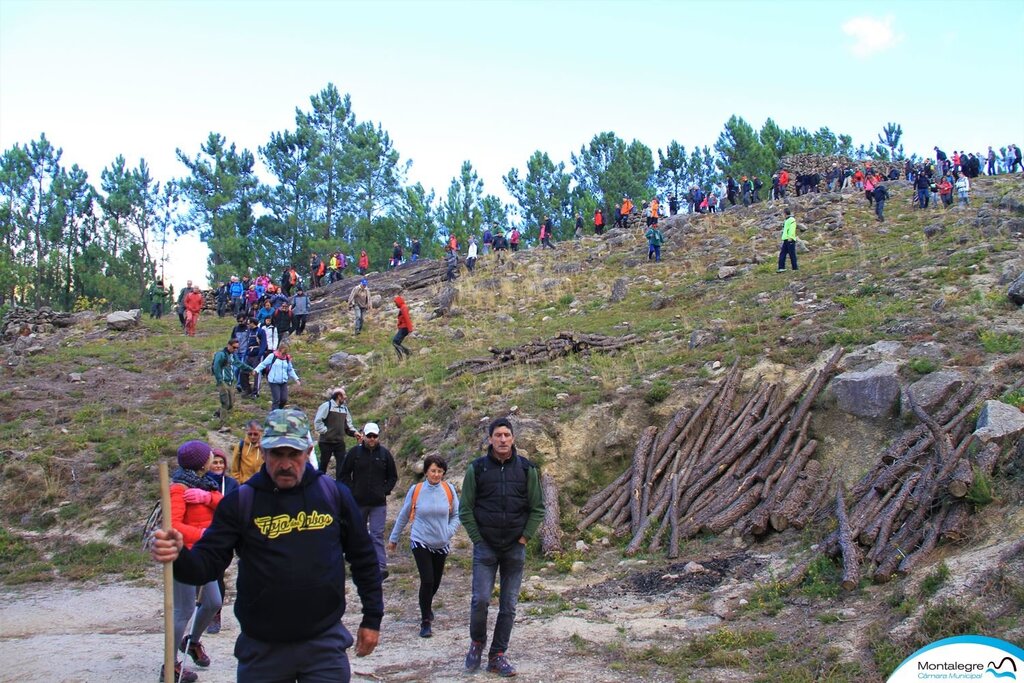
[360,278,368,286]
[363,422,380,436]
[261,409,313,450]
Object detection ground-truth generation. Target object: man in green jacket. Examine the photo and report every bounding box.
[211,339,252,432]
[777,208,798,272]
[459,417,545,678]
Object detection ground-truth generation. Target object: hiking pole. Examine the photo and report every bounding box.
[159,462,175,683]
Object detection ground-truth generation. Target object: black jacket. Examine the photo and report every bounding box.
[172,465,383,641]
[339,443,398,507]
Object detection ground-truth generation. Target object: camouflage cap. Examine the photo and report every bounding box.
[261,408,313,450]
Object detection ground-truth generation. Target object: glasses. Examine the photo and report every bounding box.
[246,431,262,437]
[364,434,379,439]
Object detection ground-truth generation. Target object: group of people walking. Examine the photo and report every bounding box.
[152,410,544,681]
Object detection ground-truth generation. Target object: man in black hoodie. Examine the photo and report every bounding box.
[150,408,383,682]
[339,422,398,579]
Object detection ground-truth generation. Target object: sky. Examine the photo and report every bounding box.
[2,0,1023,288]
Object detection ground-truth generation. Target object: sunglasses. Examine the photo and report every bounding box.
[364,434,379,438]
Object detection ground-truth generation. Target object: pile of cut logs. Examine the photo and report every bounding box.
[446,332,640,378]
[805,383,995,587]
[578,349,843,558]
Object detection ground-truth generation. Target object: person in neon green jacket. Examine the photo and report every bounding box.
[777,208,798,272]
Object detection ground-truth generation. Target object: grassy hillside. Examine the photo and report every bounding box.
[1,174,1022,679]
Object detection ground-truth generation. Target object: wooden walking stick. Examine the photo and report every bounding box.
[159,461,175,683]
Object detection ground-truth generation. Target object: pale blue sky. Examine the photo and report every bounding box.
[2,0,1022,285]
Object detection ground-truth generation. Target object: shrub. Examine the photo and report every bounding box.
[979,330,1022,354]
[907,357,938,375]
[644,380,672,405]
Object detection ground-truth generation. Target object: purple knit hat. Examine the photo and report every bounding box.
[177,440,212,471]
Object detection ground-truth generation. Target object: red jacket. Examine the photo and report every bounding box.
[358,252,369,269]
[184,290,203,314]
[395,296,413,332]
[594,209,604,226]
[779,171,789,186]
[169,482,223,549]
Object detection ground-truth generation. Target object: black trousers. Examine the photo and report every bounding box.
[318,440,347,477]
[412,546,448,622]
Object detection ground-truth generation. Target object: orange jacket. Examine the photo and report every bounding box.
[779,171,789,186]
[395,296,413,332]
[184,290,203,313]
[169,482,223,549]
[594,209,604,226]
[358,251,369,269]
[650,199,659,218]
[621,199,633,215]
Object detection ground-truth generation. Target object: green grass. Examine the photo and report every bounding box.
[919,562,950,598]
[50,540,150,581]
[979,330,1022,353]
[907,357,939,374]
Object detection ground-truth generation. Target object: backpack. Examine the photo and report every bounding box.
[142,476,341,551]
[408,481,454,524]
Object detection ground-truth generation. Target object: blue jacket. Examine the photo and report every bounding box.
[173,465,383,641]
[229,281,244,299]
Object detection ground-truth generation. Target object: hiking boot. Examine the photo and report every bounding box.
[159,662,198,683]
[486,652,517,677]
[206,609,221,634]
[381,570,389,580]
[464,640,484,671]
[419,620,432,638]
[180,637,211,667]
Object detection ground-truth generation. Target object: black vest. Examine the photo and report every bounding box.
[472,450,533,551]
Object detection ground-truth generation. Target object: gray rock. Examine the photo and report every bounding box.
[610,277,629,303]
[68,372,84,383]
[974,400,1024,445]
[1008,272,1024,306]
[831,361,901,418]
[907,342,948,362]
[106,309,141,331]
[923,224,946,238]
[451,328,465,340]
[689,329,715,349]
[717,265,740,279]
[327,350,368,373]
[904,371,965,418]
[839,341,906,371]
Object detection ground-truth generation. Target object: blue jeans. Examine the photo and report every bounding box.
[353,306,365,333]
[469,542,526,656]
[361,505,387,572]
[875,199,885,221]
[648,244,661,262]
[235,620,352,683]
[917,189,929,208]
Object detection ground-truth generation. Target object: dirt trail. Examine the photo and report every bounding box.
[0,545,650,683]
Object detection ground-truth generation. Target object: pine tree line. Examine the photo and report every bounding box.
[1,81,895,312]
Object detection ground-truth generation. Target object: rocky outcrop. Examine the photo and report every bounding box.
[106,309,141,331]
[1,306,78,341]
[973,400,1024,445]
[1008,271,1024,306]
[902,371,966,418]
[830,361,901,418]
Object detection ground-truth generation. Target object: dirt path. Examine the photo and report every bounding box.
[0,547,644,683]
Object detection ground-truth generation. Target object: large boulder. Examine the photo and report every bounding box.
[830,361,901,418]
[902,370,965,418]
[106,309,141,331]
[973,400,1024,445]
[609,277,629,303]
[1008,272,1024,306]
[838,341,905,372]
[327,350,369,374]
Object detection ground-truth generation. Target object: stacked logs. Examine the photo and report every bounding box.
[446,332,640,378]
[578,349,844,558]
[799,383,996,586]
